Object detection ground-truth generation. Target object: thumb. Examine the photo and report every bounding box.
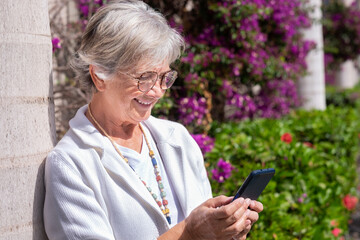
[205,195,233,208]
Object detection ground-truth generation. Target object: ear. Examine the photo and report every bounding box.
[89,65,106,92]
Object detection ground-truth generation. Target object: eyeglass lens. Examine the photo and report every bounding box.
[138,70,177,92]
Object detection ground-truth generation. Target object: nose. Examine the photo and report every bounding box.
[146,79,165,97]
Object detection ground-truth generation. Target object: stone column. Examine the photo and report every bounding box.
[0,0,55,239]
[335,0,360,89]
[335,60,359,89]
[298,0,326,110]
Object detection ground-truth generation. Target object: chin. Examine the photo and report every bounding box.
[134,111,152,123]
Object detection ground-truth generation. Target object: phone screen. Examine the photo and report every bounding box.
[232,168,275,201]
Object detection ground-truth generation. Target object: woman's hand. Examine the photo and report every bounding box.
[231,199,264,240]
[182,195,261,240]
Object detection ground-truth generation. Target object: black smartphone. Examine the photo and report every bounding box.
[232,168,275,202]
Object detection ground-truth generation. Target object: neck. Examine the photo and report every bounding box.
[86,101,143,151]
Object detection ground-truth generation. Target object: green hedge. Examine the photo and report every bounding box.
[206,105,359,239]
[326,84,360,108]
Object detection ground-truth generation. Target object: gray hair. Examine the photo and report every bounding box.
[71,0,185,93]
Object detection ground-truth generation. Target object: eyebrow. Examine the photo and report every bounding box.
[135,69,172,76]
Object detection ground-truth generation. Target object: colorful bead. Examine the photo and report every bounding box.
[166,216,171,224]
[163,200,168,205]
[156,175,162,181]
[157,201,162,207]
[151,158,157,166]
[161,191,166,198]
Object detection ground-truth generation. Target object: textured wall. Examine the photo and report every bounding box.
[0,0,56,239]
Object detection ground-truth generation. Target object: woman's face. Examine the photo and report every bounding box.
[100,63,169,124]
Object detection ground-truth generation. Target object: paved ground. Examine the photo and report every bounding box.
[350,208,360,239]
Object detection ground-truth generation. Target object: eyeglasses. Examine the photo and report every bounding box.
[121,69,178,93]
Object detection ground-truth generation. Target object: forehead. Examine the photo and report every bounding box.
[134,60,171,74]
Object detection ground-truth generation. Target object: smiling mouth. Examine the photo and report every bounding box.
[135,98,153,106]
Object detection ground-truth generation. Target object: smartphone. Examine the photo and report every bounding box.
[232,168,275,202]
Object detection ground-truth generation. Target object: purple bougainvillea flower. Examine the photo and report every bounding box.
[178,95,208,125]
[191,134,215,155]
[51,38,61,52]
[211,158,235,183]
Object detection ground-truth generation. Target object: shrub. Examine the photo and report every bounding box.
[205,106,359,239]
[326,83,360,108]
[172,0,314,132]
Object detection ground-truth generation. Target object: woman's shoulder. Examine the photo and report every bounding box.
[46,127,101,170]
[46,132,83,168]
[51,129,83,156]
[48,104,103,162]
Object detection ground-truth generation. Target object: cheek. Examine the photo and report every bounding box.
[113,81,142,98]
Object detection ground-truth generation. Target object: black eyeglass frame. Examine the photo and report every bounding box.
[121,69,178,93]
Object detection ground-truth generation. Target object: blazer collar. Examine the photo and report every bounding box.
[69,105,180,149]
[69,105,104,150]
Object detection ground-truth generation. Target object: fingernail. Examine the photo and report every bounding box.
[245,198,251,205]
[238,197,244,204]
[245,219,251,226]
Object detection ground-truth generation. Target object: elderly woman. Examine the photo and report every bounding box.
[43,0,263,239]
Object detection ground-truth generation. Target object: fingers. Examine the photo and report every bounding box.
[223,199,260,237]
[216,199,262,226]
[213,197,249,220]
[223,198,251,224]
[183,197,261,240]
[206,195,233,209]
[249,200,263,213]
[223,208,251,234]
[232,233,248,240]
[232,223,252,240]
[247,209,259,224]
[232,226,251,240]
[211,198,252,238]
[204,197,250,238]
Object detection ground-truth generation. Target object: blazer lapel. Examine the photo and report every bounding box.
[143,117,205,217]
[155,142,189,216]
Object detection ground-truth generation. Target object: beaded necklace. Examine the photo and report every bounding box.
[87,104,171,224]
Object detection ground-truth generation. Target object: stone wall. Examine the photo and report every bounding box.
[0,0,56,239]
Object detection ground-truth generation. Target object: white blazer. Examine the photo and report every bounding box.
[44,105,212,240]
